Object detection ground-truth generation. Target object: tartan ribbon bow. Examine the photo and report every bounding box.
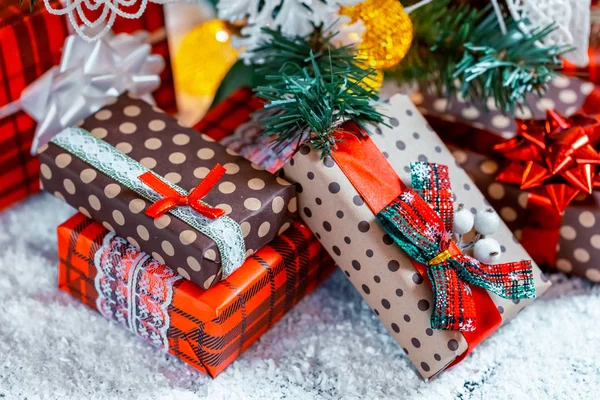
[139,164,226,219]
[376,162,536,331]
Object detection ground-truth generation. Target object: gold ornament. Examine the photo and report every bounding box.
[174,20,239,96]
[353,69,384,92]
[340,0,413,70]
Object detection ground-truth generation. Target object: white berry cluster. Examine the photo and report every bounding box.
[453,204,502,264]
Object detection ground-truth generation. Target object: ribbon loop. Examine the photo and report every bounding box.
[0,29,164,155]
[495,110,600,265]
[495,110,600,214]
[139,165,226,220]
[377,162,536,331]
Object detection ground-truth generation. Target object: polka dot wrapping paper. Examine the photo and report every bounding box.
[39,94,297,290]
[282,94,551,379]
[0,1,175,213]
[414,76,600,281]
[57,212,335,378]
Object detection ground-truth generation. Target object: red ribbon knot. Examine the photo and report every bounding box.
[139,164,226,219]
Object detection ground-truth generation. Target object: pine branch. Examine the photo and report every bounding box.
[387,1,570,113]
[252,28,386,157]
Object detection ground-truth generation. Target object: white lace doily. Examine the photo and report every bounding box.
[506,0,591,66]
[43,0,176,42]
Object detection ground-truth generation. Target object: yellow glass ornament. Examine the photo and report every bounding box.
[174,20,239,96]
[340,0,413,70]
[354,69,384,91]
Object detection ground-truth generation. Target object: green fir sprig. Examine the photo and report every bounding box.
[252,28,386,156]
[388,1,570,113]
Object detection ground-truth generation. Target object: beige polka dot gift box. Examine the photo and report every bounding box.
[414,75,600,281]
[282,94,551,379]
[38,94,297,290]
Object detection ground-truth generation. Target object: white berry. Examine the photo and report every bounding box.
[453,205,474,234]
[474,208,501,235]
[473,238,502,264]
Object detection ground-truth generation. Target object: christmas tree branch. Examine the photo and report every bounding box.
[388,0,570,113]
[252,28,386,156]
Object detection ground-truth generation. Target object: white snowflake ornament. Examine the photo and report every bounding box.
[218,0,364,63]
[505,0,591,66]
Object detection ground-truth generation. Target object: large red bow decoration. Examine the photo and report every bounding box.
[494,110,600,214]
[139,164,226,219]
[494,110,600,266]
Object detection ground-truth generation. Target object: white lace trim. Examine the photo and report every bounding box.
[506,0,590,66]
[95,232,182,350]
[53,127,245,277]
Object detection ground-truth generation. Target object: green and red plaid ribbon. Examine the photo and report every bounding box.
[377,162,536,331]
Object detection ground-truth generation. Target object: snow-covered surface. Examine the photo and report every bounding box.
[1,193,599,399]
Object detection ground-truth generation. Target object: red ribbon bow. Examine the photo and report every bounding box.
[494,110,600,214]
[494,110,600,265]
[139,164,226,219]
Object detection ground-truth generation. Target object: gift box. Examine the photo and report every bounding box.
[280,94,550,379]
[562,4,600,86]
[196,89,550,378]
[0,1,174,212]
[414,75,599,141]
[58,212,335,378]
[0,0,69,212]
[40,94,297,289]
[414,75,600,281]
[195,88,295,174]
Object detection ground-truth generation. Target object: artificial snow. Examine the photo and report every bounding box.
[0,193,598,399]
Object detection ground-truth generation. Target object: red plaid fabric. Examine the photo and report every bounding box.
[0,2,174,212]
[194,88,297,173]
[0,0,69,211]
[194,88,263,142]
[378,162,535,331]
[58,213,335,377]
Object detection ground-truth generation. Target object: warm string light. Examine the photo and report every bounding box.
[174,20,239,96]
[339,0,413,70]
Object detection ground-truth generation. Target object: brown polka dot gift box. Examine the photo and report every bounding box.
[281,94,550,380]
[39,94,297,290]
[58,212,334,378]
[413,75,600,281]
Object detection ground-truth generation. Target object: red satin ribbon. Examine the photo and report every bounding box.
[330,129,502,369]
[580,86,600,117]
[139,164,226,219]
[520,189,567,266]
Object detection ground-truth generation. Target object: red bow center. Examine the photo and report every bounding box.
[178,196,190,206]
[138,164,227,220]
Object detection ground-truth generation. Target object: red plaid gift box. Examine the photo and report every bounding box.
[58,213,335,377]
[0,1,175,212]
[195,88,263,142]
[194,88,297,173]
[0,0,69,212]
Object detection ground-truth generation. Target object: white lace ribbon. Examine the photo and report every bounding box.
[43,0,177,42]
[53,127,246,277]
[95,232,182,350]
